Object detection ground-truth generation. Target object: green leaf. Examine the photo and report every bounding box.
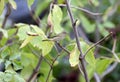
[0,0,4,15]
[40,41,54,56]
[0,72,5,81]
[21,52,37,67]
[80,14,95,33]
[30,25,47,39]
[30,36,42,47]
[52,5,63,34]
[13,75,25,82]
[5,61,11,69]
[38,60,55,82]
[4,73,13,81]
[9,0,17,9]
[17,23,31,40]
[21,66,33,80]
[69,45,80,67]
[12,61,23,71]
[27,0,34,7]
[96,58,113,75]
[98,23,109,36]
[20,36,34,48]
[0,28,8,38]
[103,21,115,28]
[80,41,96,67]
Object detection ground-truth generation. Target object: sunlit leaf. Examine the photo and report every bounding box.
[80,41,96,67]
[103,21,115,28]
[9,0,17,9]
[20,36,34,48]
[0,28,8,38]
[0,0,4,15]
[40,41,54,56]
[52,5,63,34]
[4,73,12,81]
[96,58,113,75]
[30,25,47,39]
[27,0,34,7]
[69,44,79,67]
[14,75,25,82]
[16,24,30,40]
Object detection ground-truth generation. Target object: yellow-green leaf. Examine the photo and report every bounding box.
[0,28,8,38]
[41,41,54,56]
[69,45,80,67]
[80,41,96,67]
[27,0,34,7]
[9,0,17,9]
[30,25,47,39]
[52,5,63,34]
[16,23,31,40]
[96,58,113,75]
[0,0,4,15]
[20,36,34,48]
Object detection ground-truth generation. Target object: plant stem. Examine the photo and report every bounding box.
[46,54,60,82]
[27,55,43,82]
[58,4,102,16]
[2,3,11,29]
[56,42,70,54]
[83,33,112,58]
[65,0,89,81]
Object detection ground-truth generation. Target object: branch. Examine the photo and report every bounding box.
[27,55,43,82]
[56,42,70,54]
[45,54,60,82]
[58,4,102,16]
[111,38,120,62]
[2,3,11,29]
[94,73,101,82]
[65,0,89,81]
[29,9,41,26]
[83,33,112,58]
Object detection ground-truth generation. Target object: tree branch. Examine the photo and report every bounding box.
[58,4,102,16]
[56,42,70,54]
[27,55,43,82]
[83,33,112,58]
[65,0,89,81]
[45,54,60,82]
[2,3,11,29]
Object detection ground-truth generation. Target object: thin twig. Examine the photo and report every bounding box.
[111,38,120,62]
[58,4,102,16]
[83,33,112,58]
[2,3,11,29]
[29,9,41,26]
[94,73,101,82]
[27,55,43,82]
[0,42,15,52]
[65,0,89,81]
[45,54,60,82]
[100,38,119,79]
[56,42,70,54]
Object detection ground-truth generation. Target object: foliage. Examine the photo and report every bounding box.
[0,0,120,82]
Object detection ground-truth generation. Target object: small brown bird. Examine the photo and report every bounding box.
[43,32,67,41]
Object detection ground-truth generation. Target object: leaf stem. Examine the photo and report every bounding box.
[83,33,112,58]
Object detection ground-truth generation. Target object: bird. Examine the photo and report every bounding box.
[43,32,67,42]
